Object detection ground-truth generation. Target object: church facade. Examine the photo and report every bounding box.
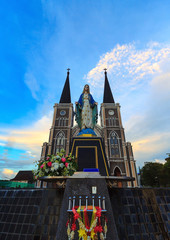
[40,70,138,187]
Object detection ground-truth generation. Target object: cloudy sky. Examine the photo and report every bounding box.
[0,0,170,179]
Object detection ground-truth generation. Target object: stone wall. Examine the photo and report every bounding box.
[0,189,64,240]
[0,186,169,240]
[109,188,170,240]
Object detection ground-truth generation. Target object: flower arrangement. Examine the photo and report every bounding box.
[33,149,78,178]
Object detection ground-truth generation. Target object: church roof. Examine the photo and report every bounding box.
[59,69,71,103]
[103,70,115,103]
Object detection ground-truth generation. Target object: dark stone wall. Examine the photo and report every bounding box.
[109,188,170,240]
[0,189,64,240]
[0,186,170,240]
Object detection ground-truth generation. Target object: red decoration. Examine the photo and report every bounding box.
[71,223,76,231]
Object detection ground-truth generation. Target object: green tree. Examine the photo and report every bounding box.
[141,162,163,187]
[160,155,170,187]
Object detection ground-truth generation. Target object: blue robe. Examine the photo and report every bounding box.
[78,93,95,108]
[75,93,98,130]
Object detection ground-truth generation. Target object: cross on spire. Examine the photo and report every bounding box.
[104,68,107,73]
[103,68,115,103]
[67,68,70,73]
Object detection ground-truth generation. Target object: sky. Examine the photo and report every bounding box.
[0,0,170,179]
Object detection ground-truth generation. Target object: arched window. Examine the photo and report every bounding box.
[55,131,65,153]
[110,131,120,157]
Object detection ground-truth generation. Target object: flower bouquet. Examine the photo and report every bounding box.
[33,149,78,178]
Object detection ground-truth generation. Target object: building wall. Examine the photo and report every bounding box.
[100,102,138,186]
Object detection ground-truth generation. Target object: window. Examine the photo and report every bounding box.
[55,131,65,153]
[110,131,120,157]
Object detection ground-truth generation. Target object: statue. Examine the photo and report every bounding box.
[75,84,98,134]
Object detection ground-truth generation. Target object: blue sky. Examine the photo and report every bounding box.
[0,0,170,179]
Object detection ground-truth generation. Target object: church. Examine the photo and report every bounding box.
[40,69,138,187]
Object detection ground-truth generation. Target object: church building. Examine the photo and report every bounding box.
[40,69,138,187]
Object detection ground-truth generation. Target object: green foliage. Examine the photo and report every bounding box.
[141,158,170,187]
[161,157,170,187]
[33,149,78,179]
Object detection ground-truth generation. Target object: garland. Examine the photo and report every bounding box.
[66,206,108,240]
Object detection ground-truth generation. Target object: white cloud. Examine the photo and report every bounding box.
[155,159,166,164]
[85,42,170,97]
[0,142,5,146]
[84,42,170,167]
[1,169,17,179]
[24,71,40,100]
[0,113,52,161]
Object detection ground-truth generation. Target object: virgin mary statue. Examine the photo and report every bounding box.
[75,84,98,134]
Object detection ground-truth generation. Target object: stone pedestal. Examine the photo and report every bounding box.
[56,172,119,240]
[70,137,110,176]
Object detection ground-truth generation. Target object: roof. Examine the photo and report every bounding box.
[10,171,34,182]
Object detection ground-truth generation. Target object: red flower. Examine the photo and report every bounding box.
[65,162,69,168]
[47,161,52,167]
[46,157,50,160]
[71,223,76,231]
[61,158,66,162]
[72,208,80,220]
[66,220,69,227]
[40,164,45,168]
[96,208,101,217]
[94,225,103,233]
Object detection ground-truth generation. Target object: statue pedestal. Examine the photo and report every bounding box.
[70,137,110,176]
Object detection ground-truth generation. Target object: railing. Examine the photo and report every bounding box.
[67,195,107,212]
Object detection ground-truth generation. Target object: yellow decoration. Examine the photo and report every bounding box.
[104,222,107,234]
[80,134,95,137]
[70,230,75,239]
[100,232,104,240]
[90,229,96,239]
[78,228,87,239]
[91,207,97,226]
[67,224,71,236]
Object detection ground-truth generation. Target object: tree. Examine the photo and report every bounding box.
[140,162,163,187]
[160,155,170,187]
[140,156,170,187]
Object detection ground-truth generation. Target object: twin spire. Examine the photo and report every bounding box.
[59,68,71,103]
[103,68,115,103]
[59,68,115,104]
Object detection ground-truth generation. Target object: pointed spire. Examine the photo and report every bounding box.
[59,68,71,103]
[103,69,115,103]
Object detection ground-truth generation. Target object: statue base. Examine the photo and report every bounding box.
[77,128,97,136]
[70,137,110,176]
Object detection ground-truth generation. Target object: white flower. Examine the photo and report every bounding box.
[56,155,60,159]
[52,162,59,170]
[45,169,49,173]
[51,167,55,172]
[60,163,64,168]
